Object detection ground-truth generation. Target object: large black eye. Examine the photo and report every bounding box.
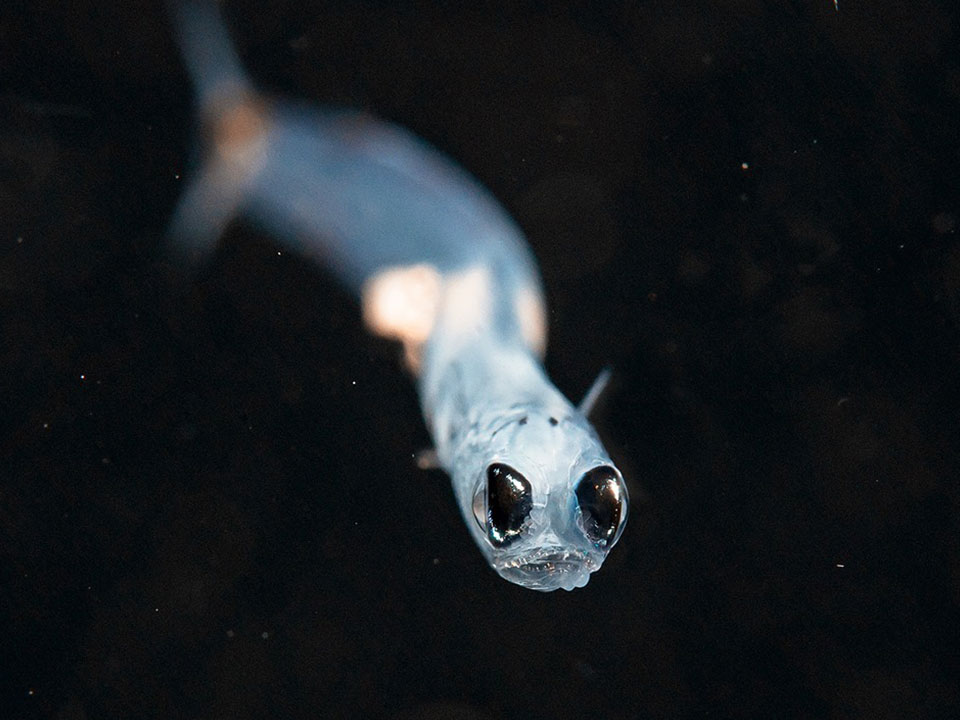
[576,466,625,546]
[486,463,532,546]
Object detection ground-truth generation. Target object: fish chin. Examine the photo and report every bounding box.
[494,547,597,592]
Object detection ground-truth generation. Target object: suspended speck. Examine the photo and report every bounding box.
[932,212,956,235]
[261,631,270,639]
[16,236,24,244]
[740,162,749,170]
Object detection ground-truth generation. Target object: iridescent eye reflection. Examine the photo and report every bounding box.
[575,465,625,546]
[486,463,532,546]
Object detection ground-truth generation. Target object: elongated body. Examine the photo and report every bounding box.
[168,0,628,590]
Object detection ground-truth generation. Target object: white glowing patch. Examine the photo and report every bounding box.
[514,286,547,358]
[362,263,442,371]
[437,265,492,338]
[362,264,496,372]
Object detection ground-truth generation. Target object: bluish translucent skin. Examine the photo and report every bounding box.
[168,0,627,591]
[422,340,627,591]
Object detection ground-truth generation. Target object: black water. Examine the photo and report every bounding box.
[2,1,959,718]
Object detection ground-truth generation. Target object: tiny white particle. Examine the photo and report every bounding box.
[741,162,749,170]
[277,251,282,255]
[226,629,235,638]
[261,631,270,639]
[836,563,845,568]
[80,374,86,380]
[351,380,356,385]
[17,236,24,244]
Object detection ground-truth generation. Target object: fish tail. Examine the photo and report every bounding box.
[164,0,266,266]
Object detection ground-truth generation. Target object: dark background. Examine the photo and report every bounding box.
[2,1,959,718]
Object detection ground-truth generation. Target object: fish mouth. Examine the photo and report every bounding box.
[494,548,596,592]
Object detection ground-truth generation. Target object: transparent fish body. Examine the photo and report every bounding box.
[167,0,628,590]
